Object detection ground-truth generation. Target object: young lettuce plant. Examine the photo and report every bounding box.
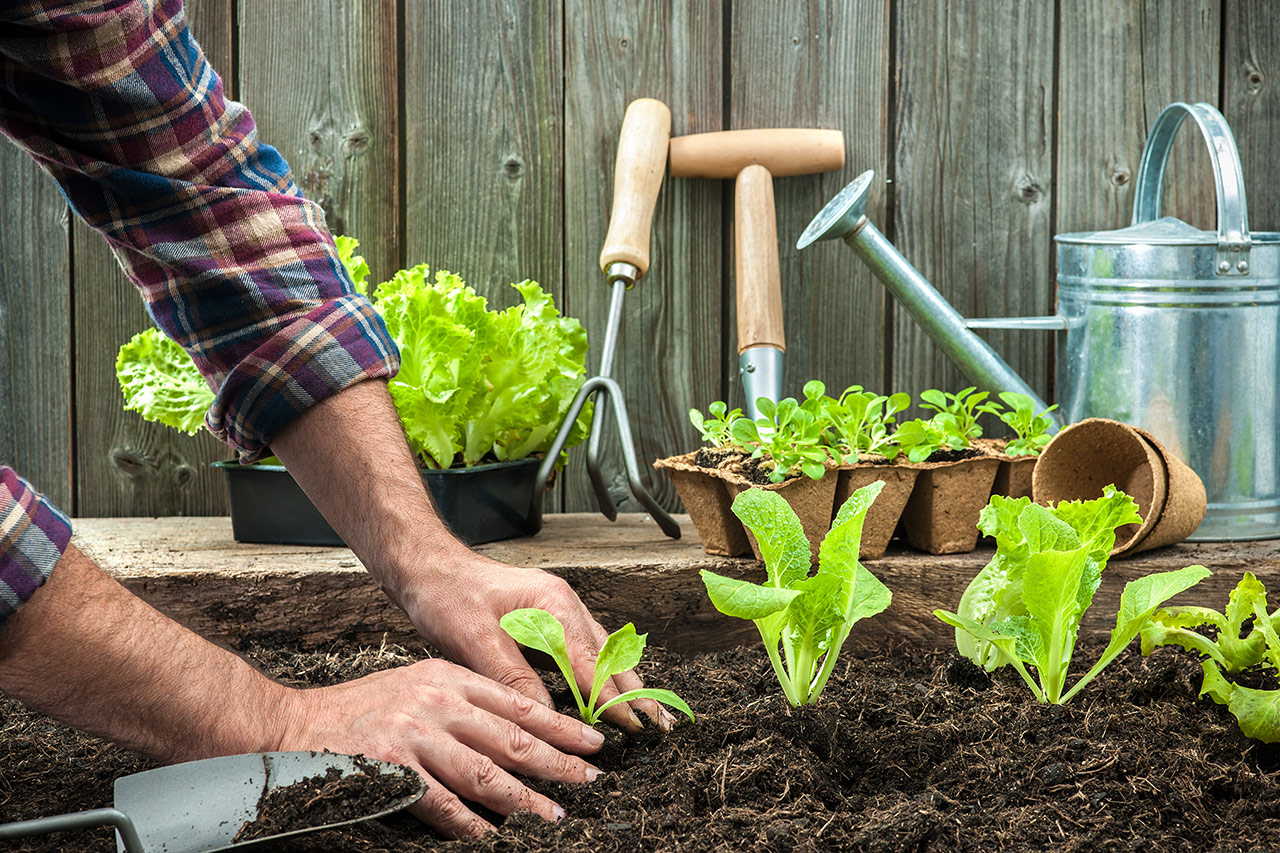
[730,393,832,482]
[1142,572,1280,743]
[821,386,910,463]
[689,400,745,448]
[919,386,1002,442]
[1140,571,1277,673]
[500,608,694,726]
[935,487,1210,704]
[892,414,969,463]
[699,482,892,706]
[997,391,1058,457]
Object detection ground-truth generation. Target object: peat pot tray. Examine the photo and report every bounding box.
[74,514,1280,655]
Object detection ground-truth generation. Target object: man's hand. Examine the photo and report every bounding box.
[271,379,674,731]
[396,552,678,732]
[276,657,603,838]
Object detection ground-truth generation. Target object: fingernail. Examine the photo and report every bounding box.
[585,764,601,782]
[627,709,644,731]
[552,804,567,821]
[583,726,605,748]
[657,707,676,732]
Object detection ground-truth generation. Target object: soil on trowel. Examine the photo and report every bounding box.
[233,754,421,842]
[6,638,1280,851]
[694,446,745,470]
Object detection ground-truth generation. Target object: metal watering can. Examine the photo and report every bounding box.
[798,102,1279,541]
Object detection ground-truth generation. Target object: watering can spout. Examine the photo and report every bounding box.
[798,169,1062,429]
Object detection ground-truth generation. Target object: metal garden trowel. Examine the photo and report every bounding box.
[0,751,424,853]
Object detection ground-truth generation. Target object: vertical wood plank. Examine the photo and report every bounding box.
[561,1,724,513]
[1057,1,1220,236]
[72,1,236,517]
[239,0,399,283]
[403,0,563,306]
[728,0,890,404]
[892,0,1056,412]
[1224,0,1280,231]
[0,148,72,510]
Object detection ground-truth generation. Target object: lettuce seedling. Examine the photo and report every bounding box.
[920,386,1002,442]
[730,393,833,482]
[700,483,892,706]
[936,488,1210,704]
[892,414,969,462]
[500,608,694,726]
[1198,599,1280,742]
[822,386,910,463]
[689,401,745,448]
[997,391,1058,457]
[1140,571,1277,673]
[1142,572,1280,743]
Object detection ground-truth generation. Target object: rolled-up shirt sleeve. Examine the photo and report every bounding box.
[0,468,72,628]
[0,0,400,460]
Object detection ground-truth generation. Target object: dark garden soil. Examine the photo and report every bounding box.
[233,754,421,842]
[693,447,744,470]
[3,637,1280,852]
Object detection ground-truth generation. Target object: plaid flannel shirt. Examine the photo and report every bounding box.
[0,0,400,624]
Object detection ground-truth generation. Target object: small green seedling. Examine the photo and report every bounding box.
[821,386,910,463]
[730,393,832,482]
[689,400,744,448]
[936,487,1210,704]
[919,386,1002,442]
[1142,572,1280,743]
[997,391,1058,457]
[892,414,969,462]
[500,608,694,725]
[700,482,892,706]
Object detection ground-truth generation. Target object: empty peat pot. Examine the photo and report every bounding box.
[1031,418,1206,556]
[214,457,544,547]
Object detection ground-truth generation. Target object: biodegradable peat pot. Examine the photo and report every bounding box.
[1032,418,1205,556]
[721,464,839,563]
[899,453,1002,555]
[653,451,751,557]
[833,460,920,559]
[215,456,545,547]
[975,438,1037,499]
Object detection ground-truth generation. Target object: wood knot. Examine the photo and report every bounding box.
[618,37,630,50]
[344,129,370,153]
[503,156,525,179]
[1110,168,1130,188]
[1013,173,1043,204]
[110,447,149,477]
[174,464,195,487]
[1247,69,1264,93]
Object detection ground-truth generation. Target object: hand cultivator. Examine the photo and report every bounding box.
[533,98,681,539]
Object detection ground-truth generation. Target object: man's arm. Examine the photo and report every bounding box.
[269,378,676,732]
[0,542,605,838]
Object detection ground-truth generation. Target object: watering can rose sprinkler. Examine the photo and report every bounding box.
[798,101,1280,542]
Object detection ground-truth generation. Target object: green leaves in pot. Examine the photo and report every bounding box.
[997,391,1058,457]
[500,608,694,726]
[700,482,892,706]
[730,381,833,482]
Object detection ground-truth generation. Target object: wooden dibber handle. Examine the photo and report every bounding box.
[599,98,672,278]
[670,128,844,179]
[735,164,785,354]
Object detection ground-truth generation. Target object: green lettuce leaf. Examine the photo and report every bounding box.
[116,328,215,435]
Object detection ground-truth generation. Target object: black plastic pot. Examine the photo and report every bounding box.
[213,456,545,547]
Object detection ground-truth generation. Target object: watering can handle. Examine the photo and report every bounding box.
[1131,101,1251,276]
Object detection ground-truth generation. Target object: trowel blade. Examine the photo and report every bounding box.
[113,751,424,853]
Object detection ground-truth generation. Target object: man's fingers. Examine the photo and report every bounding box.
[469,635,557,710]
[566,617,645,731]
[405,766,495,840]
[449,701,601,784]
[459,671,604,756]
[428,738,566,823]
[609,667,676,732]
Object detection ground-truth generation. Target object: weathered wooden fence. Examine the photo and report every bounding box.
[1,0,1277,518]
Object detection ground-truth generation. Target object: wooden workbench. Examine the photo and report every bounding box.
[74,514,1280,655]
